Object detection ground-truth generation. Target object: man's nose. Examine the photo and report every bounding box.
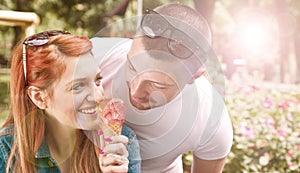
[130,77,149,97]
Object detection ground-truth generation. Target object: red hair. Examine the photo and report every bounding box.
[2,34,102,172]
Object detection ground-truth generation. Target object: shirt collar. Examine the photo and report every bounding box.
[35,138,51,158]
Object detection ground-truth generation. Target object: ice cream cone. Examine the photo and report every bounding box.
[98,98,126,136]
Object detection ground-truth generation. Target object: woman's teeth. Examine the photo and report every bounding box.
[79,107,97,114]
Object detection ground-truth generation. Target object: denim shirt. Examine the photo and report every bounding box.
[0,125,141,173]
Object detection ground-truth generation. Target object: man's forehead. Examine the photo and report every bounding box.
[129,36,169,55]
[127,50,194,85]
[128,50,181,72]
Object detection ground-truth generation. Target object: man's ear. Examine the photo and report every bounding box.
[187,65,206,84]
[27,86,48,109]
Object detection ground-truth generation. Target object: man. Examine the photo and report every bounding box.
[92,3,233,173]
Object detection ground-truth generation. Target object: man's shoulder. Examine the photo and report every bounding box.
[91,37,131,46]
[91,37,132,65]
[194,76,212,89]
[91,37,132,57]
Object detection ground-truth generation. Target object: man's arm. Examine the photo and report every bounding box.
[192,155,226,173]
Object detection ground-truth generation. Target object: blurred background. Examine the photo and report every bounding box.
[0,0,299,172]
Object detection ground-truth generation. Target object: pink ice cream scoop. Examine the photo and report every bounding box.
[98,99,126,135]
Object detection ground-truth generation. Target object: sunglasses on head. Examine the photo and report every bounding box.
[22,30,70,84]
[140,8,205,60]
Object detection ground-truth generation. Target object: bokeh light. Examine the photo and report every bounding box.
[233,9,279,61]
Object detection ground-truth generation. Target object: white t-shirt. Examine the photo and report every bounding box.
[91,37,233,173]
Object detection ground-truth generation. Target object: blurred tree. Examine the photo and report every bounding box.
[107,0,130,17]
[1,0,196,59]
[30,0,110,36]
[1,0,125,43]
[193,0,215,25]
[212,0,286,79]
[2,0,192,44]
[275,0,290,83]
[12,0,26,47]
[294,16,300,83]
[290,0,300,83]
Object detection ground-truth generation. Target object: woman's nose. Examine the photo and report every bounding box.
[95,83,104,103]
[87,83,104,103]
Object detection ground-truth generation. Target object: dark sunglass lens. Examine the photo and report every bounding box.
[142,13,168,37]
[47,30,70,37]
[168,40,193,59]
[24,30,70,46]
[24,34,49,46]
[29,39,49,46]
[168,30,195,58]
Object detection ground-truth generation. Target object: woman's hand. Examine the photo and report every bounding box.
[99,135,129,173]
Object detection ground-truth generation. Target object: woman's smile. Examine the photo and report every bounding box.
[78,106,98,114]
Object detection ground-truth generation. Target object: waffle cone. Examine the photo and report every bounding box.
[108,123,122,135]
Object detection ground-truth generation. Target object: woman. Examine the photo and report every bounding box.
[0,30,141,173]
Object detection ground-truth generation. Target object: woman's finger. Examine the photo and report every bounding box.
[102,153,128,166]
[101,165,128,173]
[106,135,128,145]
[104,143,129,158]
[99,153,129,173]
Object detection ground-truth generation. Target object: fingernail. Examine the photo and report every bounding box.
[104,138,112,142]
[99,149,105,155]
[98,130,103,135]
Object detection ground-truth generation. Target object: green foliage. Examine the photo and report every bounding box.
[0,0,15,10]
[1,0,195,37]
[29,0,109,36]
[0,73,10,125]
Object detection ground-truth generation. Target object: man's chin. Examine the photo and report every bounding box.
[132,102,151,110]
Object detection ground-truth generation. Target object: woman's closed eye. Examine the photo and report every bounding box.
[151,82,169,89]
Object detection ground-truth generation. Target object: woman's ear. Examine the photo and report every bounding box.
[27,86,48,109]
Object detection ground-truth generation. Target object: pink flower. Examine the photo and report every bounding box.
[276,129,288,138]
[264,118,275,127]
[251,84,259,91]
[262,98,273,109]
[239,122,256,139]
[237,84,258,94]
[288,149,294,158]
[288,162,297,169]
[278,100,289,110]
[289,98,299,104]
[259,140,268,148]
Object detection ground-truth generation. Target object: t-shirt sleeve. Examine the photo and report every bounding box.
[91,37,131,67]
[193,108,233,160]
[91,37,132,97]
